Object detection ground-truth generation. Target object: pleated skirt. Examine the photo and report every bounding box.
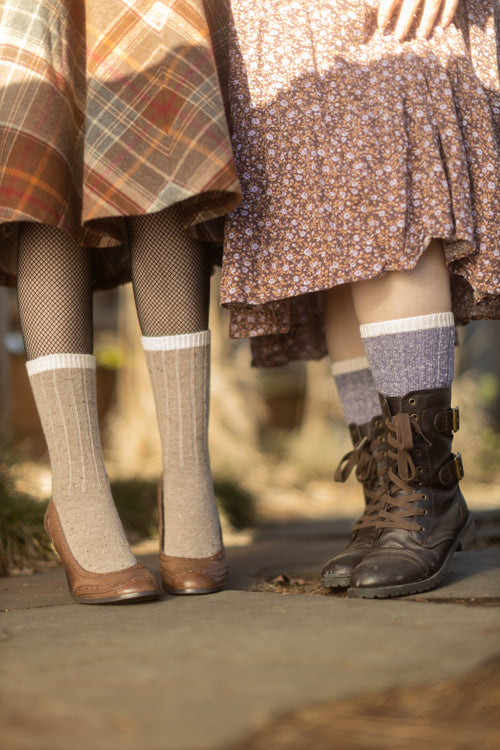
[0,0,240,288]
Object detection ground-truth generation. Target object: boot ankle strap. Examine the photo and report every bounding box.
[439,453,464,485]
[434,407,460,433]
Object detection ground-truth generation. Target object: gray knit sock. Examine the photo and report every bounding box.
[331,356,381,426]
[360,313,455,397]
[27,354,137,573]
[143,331,222,558]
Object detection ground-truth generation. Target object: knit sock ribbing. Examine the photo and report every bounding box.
[331,356,381,426]
[143,331,222,558]
[360,313,455,397]
[27,354,137,573]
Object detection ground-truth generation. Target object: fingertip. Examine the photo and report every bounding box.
[377,14,388,30]
[393,24,408,42]
[416,25,431,40]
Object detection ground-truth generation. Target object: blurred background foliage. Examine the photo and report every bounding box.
[0,273,499,574]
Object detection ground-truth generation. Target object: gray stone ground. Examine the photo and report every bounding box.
[1,512,499,750]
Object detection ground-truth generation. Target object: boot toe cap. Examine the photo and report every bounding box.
[321,551,366,587]
[350,550,428,592]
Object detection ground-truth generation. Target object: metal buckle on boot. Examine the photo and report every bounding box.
[435,407,460,433]
[439,453,464,484]
[454,453,464,480]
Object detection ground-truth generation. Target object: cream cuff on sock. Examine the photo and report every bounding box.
[141,331,210,351]
[26,353,95,376]
[360,312,454,339]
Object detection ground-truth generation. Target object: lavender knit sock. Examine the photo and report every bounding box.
[331,356,381,426]
[360,313,455,397]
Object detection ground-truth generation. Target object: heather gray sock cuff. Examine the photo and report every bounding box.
[360,313,455,397]
[331,356,381,426]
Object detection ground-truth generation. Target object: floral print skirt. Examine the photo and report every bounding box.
[0,0,240,289]
[220,0,500,366]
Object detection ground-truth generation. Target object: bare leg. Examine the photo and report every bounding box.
[320,283,386,590]
[351,239,455,398]
[342,239,471,599]
[323,283,380,424]
[350,239,451,324]
[323,283,365,362]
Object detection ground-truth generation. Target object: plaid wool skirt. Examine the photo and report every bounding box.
[0,0,240,287]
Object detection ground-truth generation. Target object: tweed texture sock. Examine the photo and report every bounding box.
[27,354,137,573]
[331,356,381,426]
[360,313,455,397]
[143,331,222,558]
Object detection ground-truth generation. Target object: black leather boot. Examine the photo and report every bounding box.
[321,415,387,588]
[349,387,475,599]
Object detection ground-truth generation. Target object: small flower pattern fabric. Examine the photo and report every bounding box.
[220,0,500,366]
[0,0,241,288]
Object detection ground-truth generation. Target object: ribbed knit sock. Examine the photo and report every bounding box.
[27,354,137,573]
[143,331,222,558]
[360,312,455,397]
[331,356,381,426]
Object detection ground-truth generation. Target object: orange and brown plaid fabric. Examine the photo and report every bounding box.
[0,0,240,283]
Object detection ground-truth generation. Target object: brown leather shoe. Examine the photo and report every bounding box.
[321,415,387,588]
[157,480,228,594]
[159,549,228,595]
[44,501,161,604]
[349,388,475,599]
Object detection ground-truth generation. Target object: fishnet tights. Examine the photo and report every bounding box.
[17,223,93,360]
[17,208,210,359]
[128,205,210,336]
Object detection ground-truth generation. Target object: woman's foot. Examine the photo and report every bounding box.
[159,548,228,595]
[45,502,161,604]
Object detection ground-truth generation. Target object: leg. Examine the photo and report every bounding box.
[128,206,227,594]
[347,240,473,598]
[351,239,452,324]
[17,223,159,602]
[321,284,387,588]
[323,283,380,425]
[352,239,456,397]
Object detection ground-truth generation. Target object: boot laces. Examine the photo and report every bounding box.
[376,412,431,533]
[335,433,386,487]
[334,431,387,531]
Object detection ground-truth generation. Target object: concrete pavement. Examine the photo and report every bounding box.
[1,512,499,750]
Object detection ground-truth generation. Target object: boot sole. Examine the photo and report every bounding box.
[320,572,351,589]
[347,513,476,599]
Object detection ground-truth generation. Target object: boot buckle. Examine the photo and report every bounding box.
[434,407,460,433]
[439,453,464,484]
[453,453,464,480]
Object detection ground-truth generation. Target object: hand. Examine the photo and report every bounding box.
[377,0,460,41]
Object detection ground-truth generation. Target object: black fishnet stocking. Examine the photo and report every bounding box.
[17,223,93,360]
[128,206,210,336]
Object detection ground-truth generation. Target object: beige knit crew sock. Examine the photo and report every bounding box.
[27,354,137,573]
[143,331,223,559]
